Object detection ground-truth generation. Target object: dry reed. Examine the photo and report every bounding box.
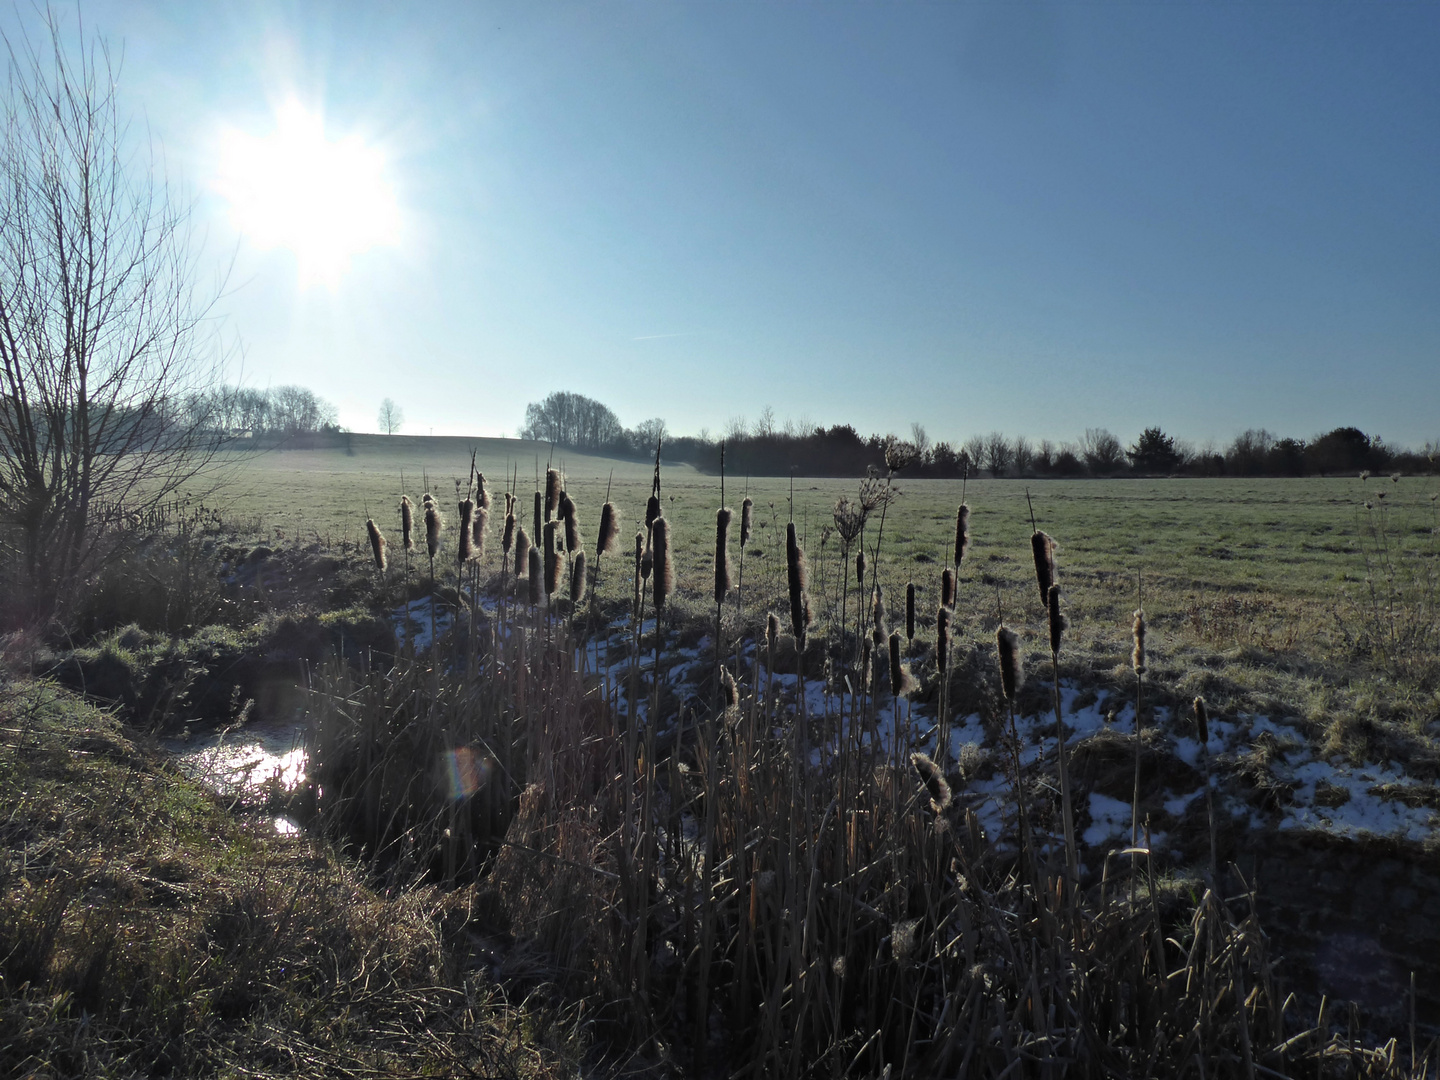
[715,508,732,604]
[1032,529,1056,605]
[457,499,475,564]
[544,520,561,596]
[513,526,531,579]
[652,517,672,609]
[366,518,387,572]
[545,468,562,520]
[786,522,808,643]
[527,547,542,606]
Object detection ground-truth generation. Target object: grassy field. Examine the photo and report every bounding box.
[202,434,1439,747]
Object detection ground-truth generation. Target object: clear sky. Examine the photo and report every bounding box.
[7,1,1438,450]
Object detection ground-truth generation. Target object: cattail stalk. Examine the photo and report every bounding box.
[514,526,531,580]
[954,504,970,568]
[1048,583,1077,883]
[401,495,414,552]
[561,493,580,553]
[1131,606,1147,900]
[889,631,915,697]
[527,547,542,607]
[714,507,732,704]
[570,551,587,606]
[425,503,442,561]
[905,582,915,642]
[653,517,672,610]
[1031,530,1056,606]
[457,499,474,564]
[1195,696,1217,878]
[366,519,387,573]
[544,520,561,597]
[941,567,955,609]
[476,472,491,512]
[533,491,542,550]
[473,507,488,562]
[997,624,1031,867]
[786,522,808,645]
[545,468,562,521]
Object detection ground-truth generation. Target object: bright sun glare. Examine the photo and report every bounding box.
[216,100,400,287]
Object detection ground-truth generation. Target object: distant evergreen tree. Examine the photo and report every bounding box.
[1127,427,1182,473]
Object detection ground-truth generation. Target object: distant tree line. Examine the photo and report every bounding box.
[520,392,1437,478]
[185,385,341,438]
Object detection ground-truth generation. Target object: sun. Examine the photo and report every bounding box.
[215,99,401,287]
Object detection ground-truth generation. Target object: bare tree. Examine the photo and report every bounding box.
[961,434,986,474]
[1079,428,1126,475]
[1011,435,1035,476]
[983,431,1013,477]
[754,405,777,439]
[0,12,230,619]
[378,397,404,435]
[910,422,932,464]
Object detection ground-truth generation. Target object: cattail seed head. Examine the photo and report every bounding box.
[872,585,886,642]
[401,495,414,551]
[715,507,733,605]
[597,502,619,557]
[544,520,561,595]
[366,519,387,572]
[571,551,587,605]
[561,493,580,553]
[936,605,951,672]
[513,526,531,578]
[889,631,916,697]
[1131,609,1147,675]
[505,491,514,517]
[862,638,874,693]
[906,582,916,641]
[545,469,562,520]
[954,504,970,567]
[856,549,866,590]
[720,666,739,708]
[476,472,491,512]
[1031,530,1056,606]
[502,512,516,556]
[645,495,661,532]
[911,751,952,812]
[473,506,488,560]
[996,625,1023,702]
[1047,583,1067,655]
[425,504,442,559]
[528,547,542,605]
[767,612,780,655]
[1193,696,1209,744]
[457,499,475,564]
[652,517,672,609]
[941,567,955,609]
[740,497,753,547]
[786,522,808,642]
[640,533,653,580]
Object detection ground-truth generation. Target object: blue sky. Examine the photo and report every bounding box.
[8,1,1438,449]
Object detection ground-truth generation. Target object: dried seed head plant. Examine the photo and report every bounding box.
[1048,584,1066,655]
[544,520,561,596]
[883,437,918,473]
[906,582,916,642]
[856,550,866,592]
[366,519,387,572]
[528,547,542,606]
[996,625,1023,702]
[425,503,442,560]
[401,495,414,551]
[570,551,587,606]
[832,496,866,546]
[561,493,580,553]
[954,504,970,568]
[910,751,952,812]
[941,567,955,610]
[476,472,491,512]
[786,522,809,642]
[1131,609,1147,675]
[502,512,516,557]
[457,499,475,564]
[545,468,562,520]
[645,494,661,532]
[936,604,951,672]
[740,496,753,548]
[767,611,780,655]
[513,526,531,578]
[871,585,887,647]
[720,665,739,708]
[653,516,673,609]
[473,507,488,560]
[715,507,732,604]
[1193,696,1209,744]
[532,491,543,544]
[889,630,916,697]
[597,502,619,557]
[1031,530,1056,606]
[640,533,653,581]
